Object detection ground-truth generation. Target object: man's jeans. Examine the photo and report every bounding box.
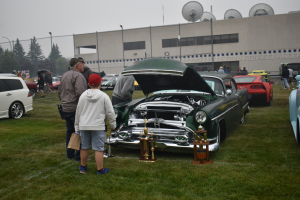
[61,111,80,161]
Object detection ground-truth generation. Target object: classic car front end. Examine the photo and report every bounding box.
[109,59,250,153]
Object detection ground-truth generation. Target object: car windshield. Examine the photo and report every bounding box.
[252,72,263,74]
[234,77,256,83]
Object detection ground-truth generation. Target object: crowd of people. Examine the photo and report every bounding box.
[57,57,134,175]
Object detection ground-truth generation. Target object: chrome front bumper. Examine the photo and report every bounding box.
[110,124,220,152]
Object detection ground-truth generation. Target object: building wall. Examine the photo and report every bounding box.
[75,12,300,75]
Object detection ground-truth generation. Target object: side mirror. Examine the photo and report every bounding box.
[226,89,232,95]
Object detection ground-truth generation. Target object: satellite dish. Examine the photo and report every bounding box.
[224,9,242,19]
[200,12,216,22]
[249,3,274,17]
[182,1,204,22]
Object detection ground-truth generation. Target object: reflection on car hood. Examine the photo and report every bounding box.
[121,58,216,96]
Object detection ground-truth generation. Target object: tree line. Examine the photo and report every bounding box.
[0,36,70,77]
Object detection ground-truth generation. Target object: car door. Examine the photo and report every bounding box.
[223,78,243,131]
[0,79,12,118]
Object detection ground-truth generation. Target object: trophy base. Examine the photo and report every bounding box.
[192,159,213,165]
[139,158,157,163]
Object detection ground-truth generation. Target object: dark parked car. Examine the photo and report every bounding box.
[109,58,250,153]
[24,80,37,97]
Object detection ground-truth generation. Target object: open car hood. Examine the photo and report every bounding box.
[121,58,216,96]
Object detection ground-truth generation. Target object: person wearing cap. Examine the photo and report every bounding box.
[74,74,116,175]
[218,66,224,73]
[58,58,87,162]
[78,57,93,88]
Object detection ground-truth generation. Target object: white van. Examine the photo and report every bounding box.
[0,76,33,119]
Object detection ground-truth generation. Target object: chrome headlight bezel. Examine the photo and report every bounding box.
[195,111,207,124]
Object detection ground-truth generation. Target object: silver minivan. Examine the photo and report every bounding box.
[0,76,33,119]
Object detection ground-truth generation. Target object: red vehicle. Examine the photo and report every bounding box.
[24,80,37,97]
[233,75,273,106]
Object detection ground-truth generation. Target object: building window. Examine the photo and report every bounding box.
[186,37,195,46]
[229,34,238,43]
[220,35,230,43]
[213,35,221,44]
[162,33,239,48]
[124,41,145,50]
[180,38,187,46]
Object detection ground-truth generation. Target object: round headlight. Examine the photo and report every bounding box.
[195,111,207,124]
[114,108,118,118]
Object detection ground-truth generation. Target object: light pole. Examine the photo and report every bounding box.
[49,32,52,57]
[120,25,125,68]
[3,37,12,51]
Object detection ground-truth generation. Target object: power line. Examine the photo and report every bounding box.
[0,34,73,45]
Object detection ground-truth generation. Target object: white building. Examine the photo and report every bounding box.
[74,12,300,75]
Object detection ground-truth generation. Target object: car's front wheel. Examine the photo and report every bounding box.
[9,102,24,119]
[29,89,36,97]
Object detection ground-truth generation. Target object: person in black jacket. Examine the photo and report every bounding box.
[38,72,45,97]
[281,65,290,91]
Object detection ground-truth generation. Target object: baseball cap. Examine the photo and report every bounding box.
[88,74,102,86]
[69,58,79,67]
[78,57,85,63]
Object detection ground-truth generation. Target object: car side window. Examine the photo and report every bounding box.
[260,77,266,82]
[224,79,237,93]
[230,80,237,93]
[0,80,9,92]
[3,79,23,91]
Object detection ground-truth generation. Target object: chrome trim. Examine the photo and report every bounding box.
[211,103,238,121]
[122,69,184,76]
[242,102,249,109]
[109,137,220,151]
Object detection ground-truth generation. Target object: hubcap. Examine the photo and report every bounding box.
[11,103,23,119]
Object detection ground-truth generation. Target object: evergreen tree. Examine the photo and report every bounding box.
[13,38,26,64]
[0,45,3,57]
[56,57,69,75]
[48,43,62,62]
[26,36,45,65]
[0,49,19,72]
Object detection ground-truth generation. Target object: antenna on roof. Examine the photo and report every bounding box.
[162,4,164,25]
[211,5,212,14]
[182,1,204,23]
[249,3,274,17]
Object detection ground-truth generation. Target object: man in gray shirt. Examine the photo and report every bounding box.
[58,58,87,162]
[112,74,135,105]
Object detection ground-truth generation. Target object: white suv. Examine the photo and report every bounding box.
[0,76,33,119]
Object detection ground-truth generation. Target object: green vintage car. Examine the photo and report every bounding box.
[110,58,250,152]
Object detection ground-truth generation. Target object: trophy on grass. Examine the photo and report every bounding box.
[139,118,156,162]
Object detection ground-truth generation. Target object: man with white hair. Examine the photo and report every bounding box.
[58,58,87,162]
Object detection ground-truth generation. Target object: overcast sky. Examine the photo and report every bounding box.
[1,0,299,58]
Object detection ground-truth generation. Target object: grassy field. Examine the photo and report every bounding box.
[1,85,300,199]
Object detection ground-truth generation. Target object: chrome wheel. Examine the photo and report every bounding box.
[9,102,24,119]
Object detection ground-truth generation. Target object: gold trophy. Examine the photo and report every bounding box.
[144,118,148,139]
[150,132,155,160]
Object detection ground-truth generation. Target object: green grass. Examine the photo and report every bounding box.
[1,86,300,199]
